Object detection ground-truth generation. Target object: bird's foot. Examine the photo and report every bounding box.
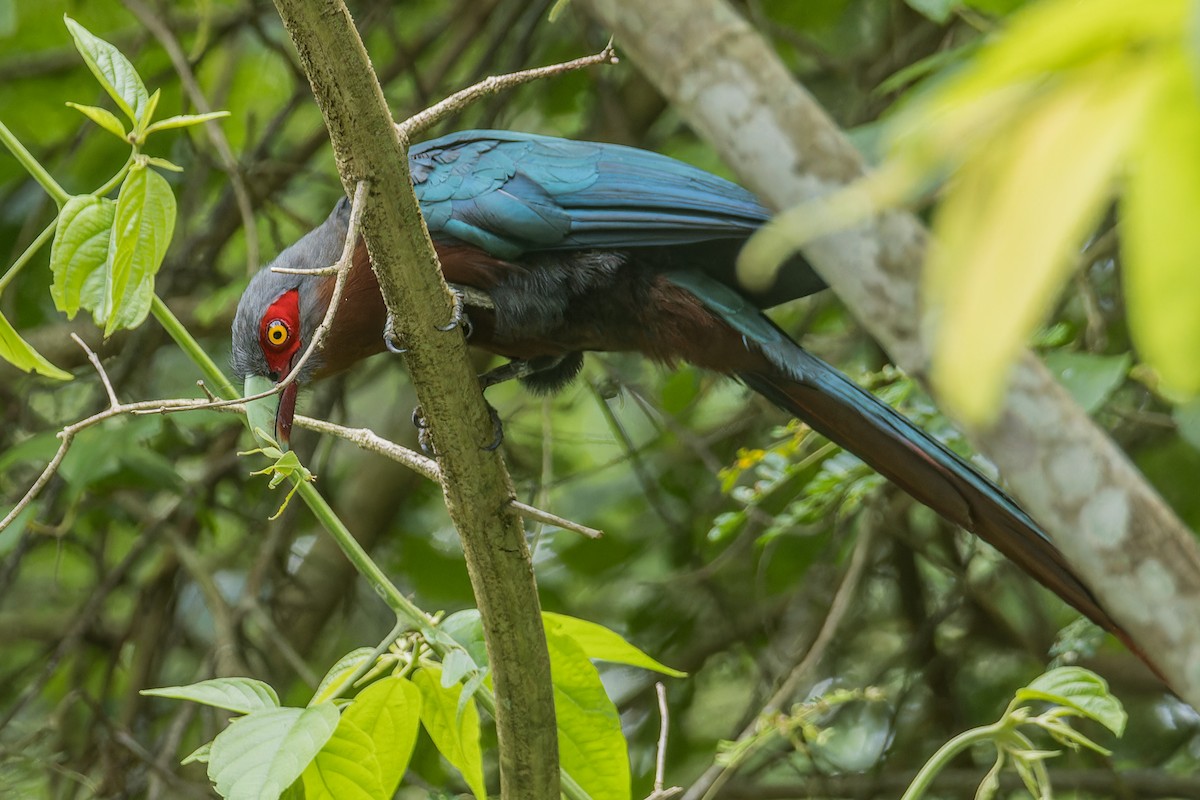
[437,286,473,338]
[383,312,408,354]
[410,401,505,454]
[479,353,584,395]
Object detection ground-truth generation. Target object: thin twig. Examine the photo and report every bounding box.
[292,414,603,538]
[71,333,118,409]
[396,40,618,140]
[643,682,682,800]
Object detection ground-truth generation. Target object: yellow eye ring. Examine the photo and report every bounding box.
[266,319,290,348]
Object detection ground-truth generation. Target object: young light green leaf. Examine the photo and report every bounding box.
[0,309,72,380]
[546,626,630,800]
[311,647,376,706]
[64,16,149,123]
[339,676,421,798]
[1122,54,1200,397]
[300,716,384,800]
[105,164,176,335]
[441,648,477,688]
[145,156,184,172]
[65,102,127,139]
[50,195,114,317]
[138,88,161,132]
[181,741,212,766]
[208,704,339,800]
[1016,667,1126,735]
[144,110,232,135]
[142,677,280,714]
[543,612,685,677]
[413,665,486,800]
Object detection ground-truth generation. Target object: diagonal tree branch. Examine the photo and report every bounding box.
[582,0,1200,704]
[267,2,558,798]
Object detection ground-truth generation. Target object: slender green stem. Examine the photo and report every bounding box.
[94,152,135,197]
[0,220,56,294]
[899,721,1003,800]
[0,119,70,207]
[150,295,237,400]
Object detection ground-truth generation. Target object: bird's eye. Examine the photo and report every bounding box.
[265,319,290,349]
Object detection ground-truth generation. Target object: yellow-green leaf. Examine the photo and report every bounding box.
[413,665,486,800]
[144,110,231,135]
[546,626,630,800]
[300,716,384,800]
[65,102,127,139]
[0,308,72,380]
[926,56,1162,422]
[543,612,685,677]
[1122,55,1200,397]
[339,676,421,798]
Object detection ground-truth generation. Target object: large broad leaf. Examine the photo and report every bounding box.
[1122,55,1200,397]
[105,164,176,335]
[208,704,339,800]
[0,309,72,380]
[141,678,280,715]
[413,665,487,800]
[1016,666,1126,736]
[546,626,630,800]
[925,56,1161,422]
[302,676,422,800]
[543,612,684,677]
[64,16,149,124]
[50,195,114,317]
[300,717,382,800]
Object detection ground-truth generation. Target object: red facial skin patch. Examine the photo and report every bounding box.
[259,289,302,445]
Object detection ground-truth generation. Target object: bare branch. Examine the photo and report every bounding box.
[71,333,118,410]
[397,41,618,140]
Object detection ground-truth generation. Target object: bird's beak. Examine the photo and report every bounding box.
[244,374,297,451]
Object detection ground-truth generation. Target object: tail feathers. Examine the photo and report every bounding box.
[737,355,1125,641]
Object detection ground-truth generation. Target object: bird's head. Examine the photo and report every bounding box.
[232,199,351,448]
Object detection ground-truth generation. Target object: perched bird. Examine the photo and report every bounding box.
[232,129,1126,647]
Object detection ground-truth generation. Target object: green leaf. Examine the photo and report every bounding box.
[1016,667,1127,735]
[105,164,176,336]
[65,102,127,139]
[925,56,1161,422]
[182,741,212,766]
[1042,352,1131,413]
[338,676,421,798]
[1122,54,1200,397]
[144,110,232,135]
[413,665,486,800]
[50,195,115,318]
[300,717,384,800]
[208,704,339,800]
[546,626,630,800]
[0,309,72,380]
[64,16,149,124]
[439,609,489,668]
[543,612,685,677]
[142,678,280,714]
[311,648,376,706]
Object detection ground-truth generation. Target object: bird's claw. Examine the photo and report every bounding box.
[437,287,473,338]
[384,312,408,354]
[410,402,504,454]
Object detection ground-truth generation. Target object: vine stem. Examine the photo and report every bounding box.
[0,119,70,207]
[899,721,1004,800]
